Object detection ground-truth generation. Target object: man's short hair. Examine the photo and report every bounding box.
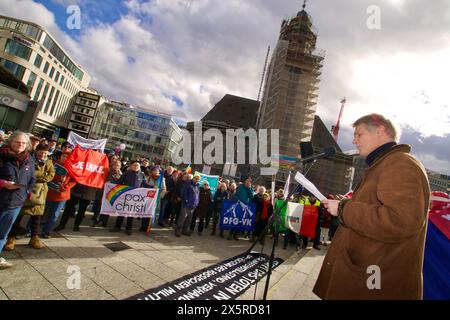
[35,143,49,152]
[353,113,398,141]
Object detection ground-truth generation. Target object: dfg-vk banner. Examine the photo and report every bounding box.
[220,200,256,231]
[100,182,158,218]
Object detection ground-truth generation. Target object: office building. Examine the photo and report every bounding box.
[90,101,182,162]
[0,15,90,137]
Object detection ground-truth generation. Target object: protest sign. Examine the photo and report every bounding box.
[100,182,158,218]
[220,200,256,231]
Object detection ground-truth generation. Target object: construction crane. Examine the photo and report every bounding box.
[331,98,346,142]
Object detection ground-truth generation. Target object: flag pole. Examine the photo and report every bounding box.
[271,174,275,206]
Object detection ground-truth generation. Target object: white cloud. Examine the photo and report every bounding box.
[0,0,56,31]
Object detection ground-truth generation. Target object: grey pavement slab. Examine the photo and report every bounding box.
[0,211,308,300]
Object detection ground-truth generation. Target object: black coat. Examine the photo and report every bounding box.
[0,149,36,210]
[252,193,264,214]
[71,184,98,201]
[194,187,212,219]
[164,176,177,200]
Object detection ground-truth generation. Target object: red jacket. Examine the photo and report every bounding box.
[46,173,76,202]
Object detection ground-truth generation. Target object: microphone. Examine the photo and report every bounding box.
[343,149,359,155]
[300,146,336,163]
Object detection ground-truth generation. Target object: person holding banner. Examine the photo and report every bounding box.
[142,165,165,231]
[92,160,123,228]
[228,175,254,241]
[316,114,430,300]
[110,160,148,235]
[272,190,288,243]
[210,182,229,237]
[55,183,98,232]
[299,195,322,250]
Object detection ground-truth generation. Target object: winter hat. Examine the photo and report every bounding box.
[240,174,250,183]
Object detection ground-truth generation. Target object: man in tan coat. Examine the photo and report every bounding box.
[316,114,430,299]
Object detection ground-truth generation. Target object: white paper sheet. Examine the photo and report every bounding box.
[294,172,326,201]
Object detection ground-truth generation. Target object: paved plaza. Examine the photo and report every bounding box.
[0,212,326,300]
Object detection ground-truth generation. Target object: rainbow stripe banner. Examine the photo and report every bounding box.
[271,154,297,169]
[100,182,158,218]
[106,184,134,206]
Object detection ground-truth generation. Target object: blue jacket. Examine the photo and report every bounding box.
[0,149,36,210]
[182,180,199,209]
[235,184,254,204]
[118,170,147,188]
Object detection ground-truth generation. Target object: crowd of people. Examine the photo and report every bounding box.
[0,130,339,270]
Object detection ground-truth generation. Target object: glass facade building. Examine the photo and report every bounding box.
[0,15,90,137]
[90,101,183,162]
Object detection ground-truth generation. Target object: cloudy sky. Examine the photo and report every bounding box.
[1,0,449,174]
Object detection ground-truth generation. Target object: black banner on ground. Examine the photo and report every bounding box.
[126,252,284,300]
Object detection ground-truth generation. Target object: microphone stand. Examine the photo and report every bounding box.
[246,159,319,300]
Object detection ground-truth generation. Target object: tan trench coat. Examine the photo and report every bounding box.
[21,158,55,216]
[313,144,430,300]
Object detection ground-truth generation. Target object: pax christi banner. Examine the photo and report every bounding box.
[100,182,159,218]
[220,200,256,231]
[64,145,109,188]
[285,202,318,238]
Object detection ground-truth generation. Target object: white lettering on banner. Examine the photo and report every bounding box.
[145,287,177,300]
[134,253,283,300]
[73,161,85,169]
[213,291,231,300]
[86,162,104,173]
[72,161,104,173]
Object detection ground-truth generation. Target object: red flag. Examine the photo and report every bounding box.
[299,204,319,238]
[429,191,450,240]
[64,145,109,188]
